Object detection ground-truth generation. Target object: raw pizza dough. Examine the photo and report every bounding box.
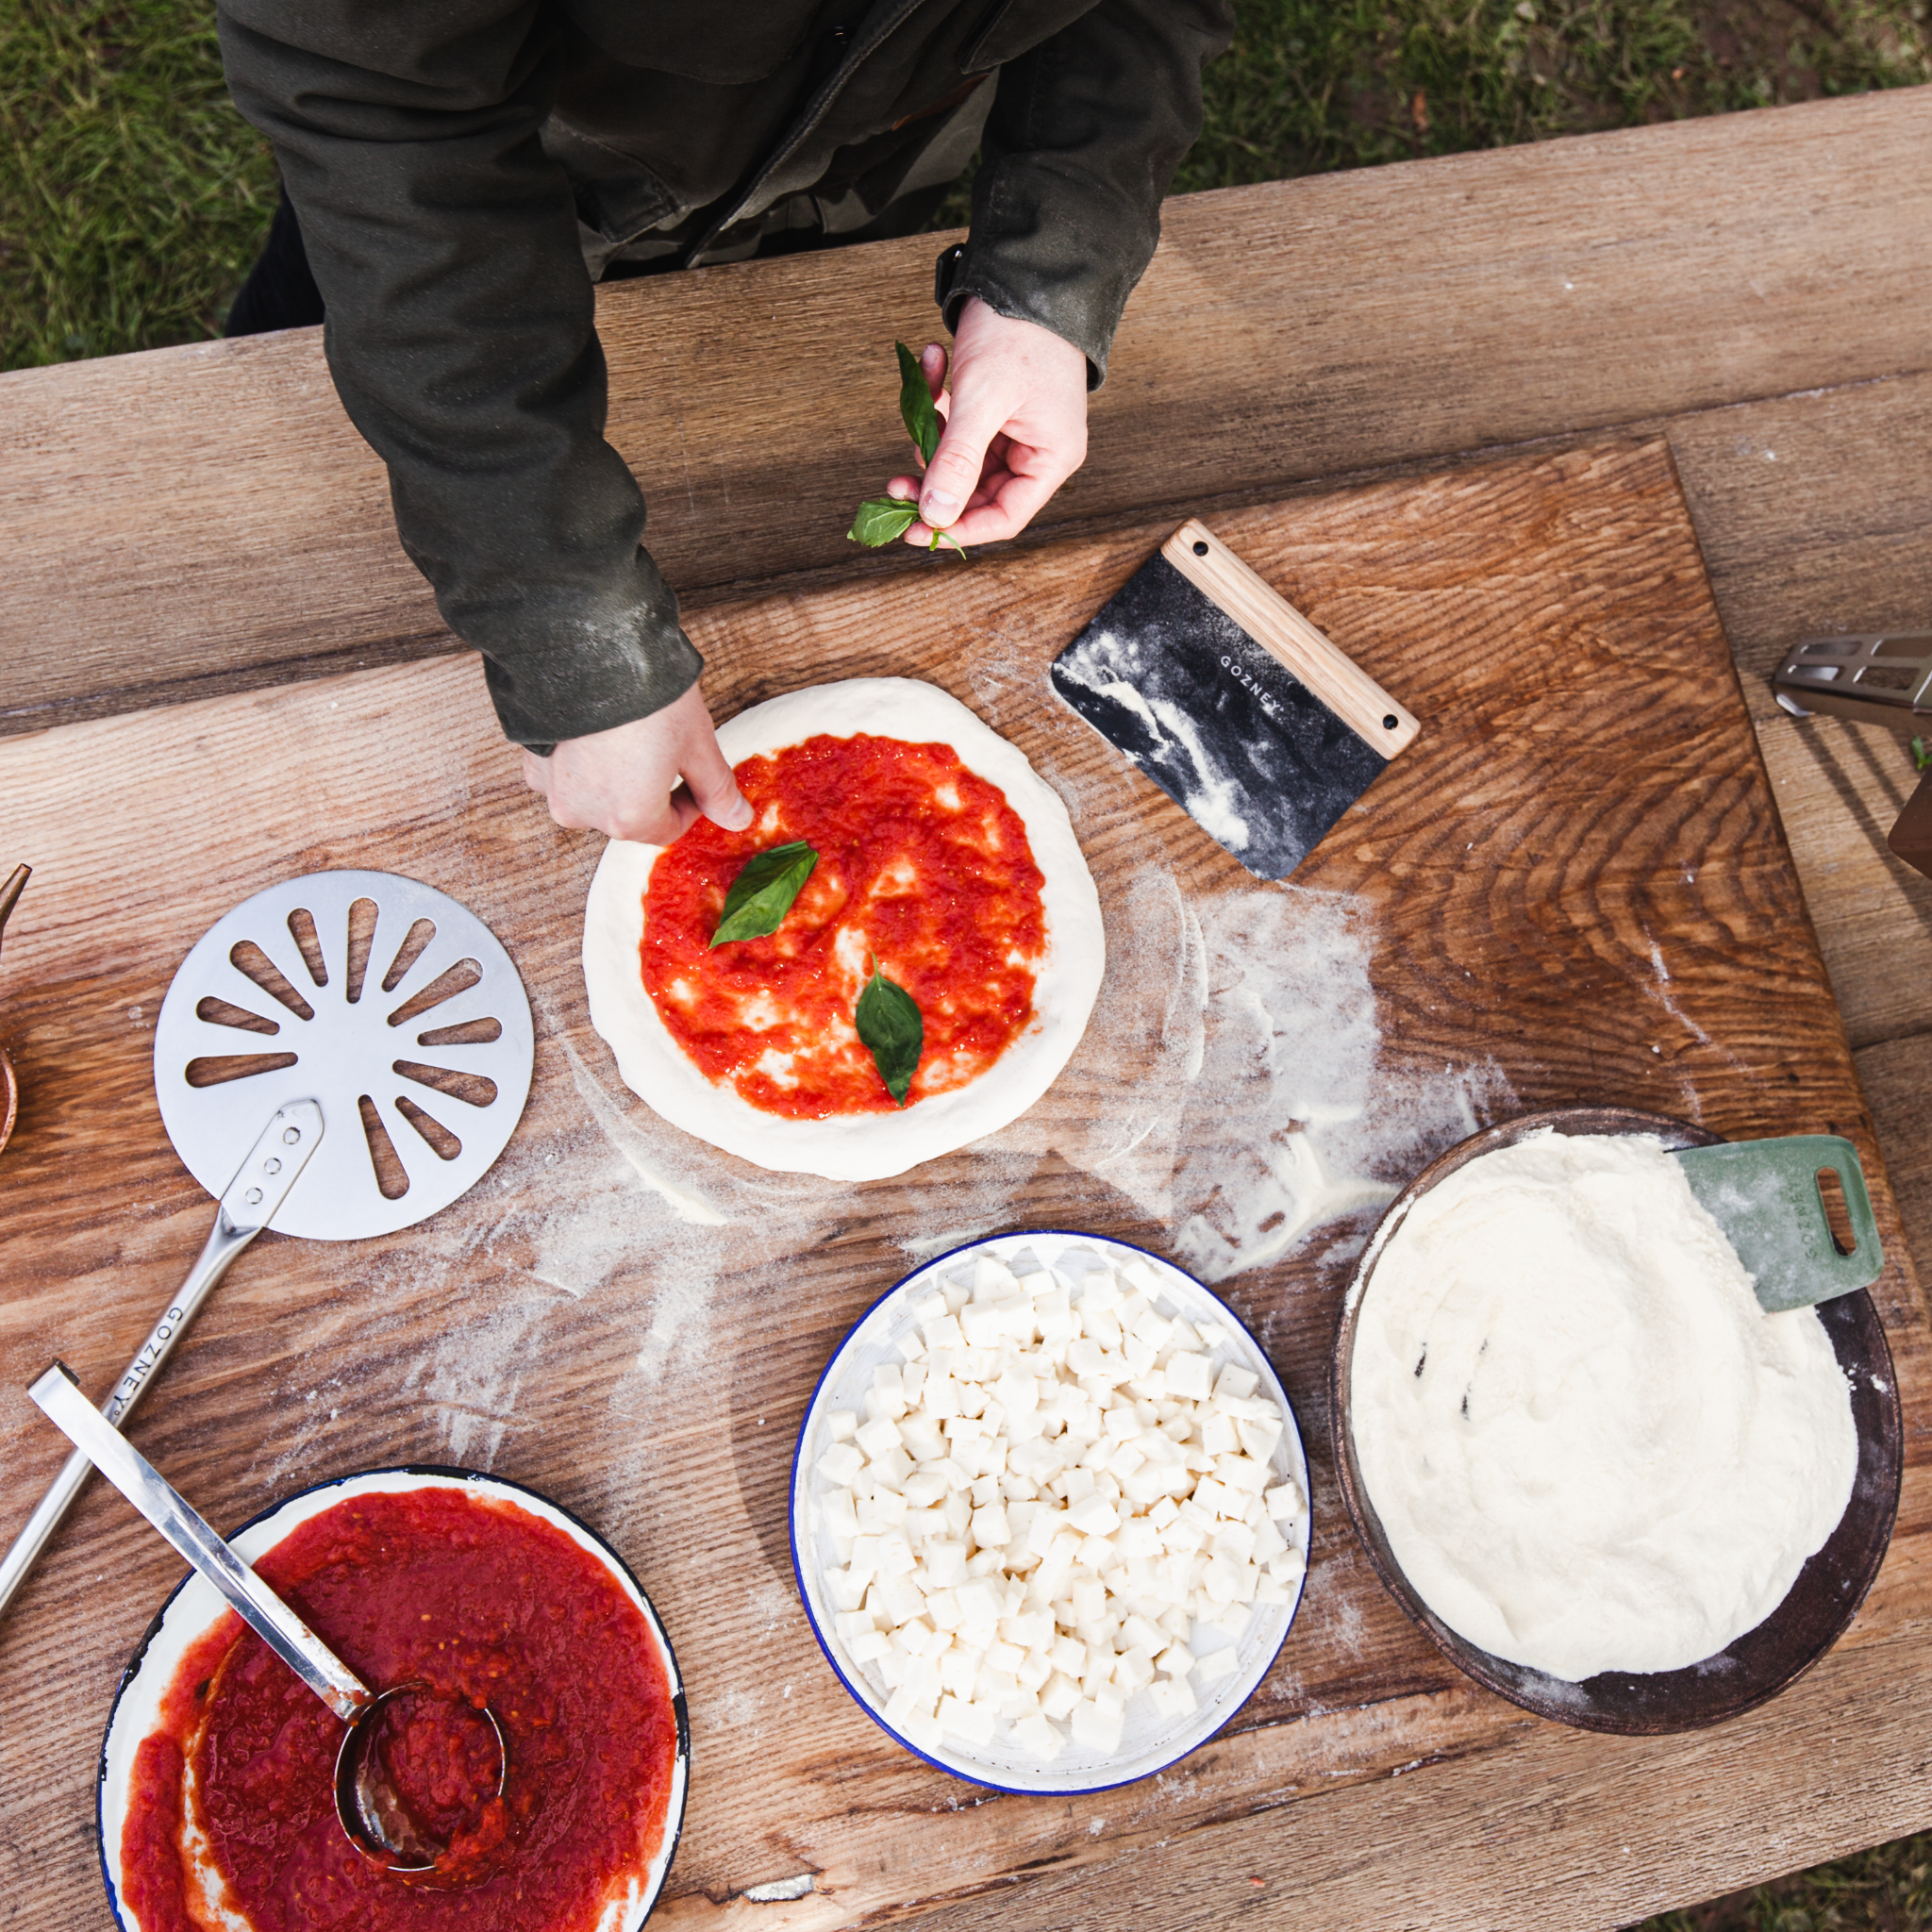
[1349,1131,1858,1681]
[582,678,1105,1180]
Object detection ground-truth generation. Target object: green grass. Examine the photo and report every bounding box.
[0,0,276,369]
[3,2,1931,1915]
[1631,1829,1932,1932]
[5,0,1926,368]
[1174,0,1929,190]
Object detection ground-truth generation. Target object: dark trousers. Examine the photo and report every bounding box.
[225,190,325,336]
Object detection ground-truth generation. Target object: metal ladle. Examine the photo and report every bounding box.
[27,1364,506,1878]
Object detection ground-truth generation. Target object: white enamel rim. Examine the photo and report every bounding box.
[96,1468,690,1932]
[790,1231,1311,1794]
[581,678,1106,1181]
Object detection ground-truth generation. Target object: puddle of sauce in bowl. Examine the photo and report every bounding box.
[120,1487,677,1931]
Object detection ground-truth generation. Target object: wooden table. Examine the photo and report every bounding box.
[4,87,1932,1932]
[3,434,1927,1931]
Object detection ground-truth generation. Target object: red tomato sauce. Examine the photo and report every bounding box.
[642,733,1046,1115]
[119,1488,678,1932]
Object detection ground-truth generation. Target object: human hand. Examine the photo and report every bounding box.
[886,297,1089,548]
[521,682,753,844]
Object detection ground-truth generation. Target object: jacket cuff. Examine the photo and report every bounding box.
[464,549,706,756]
[935,241,1109,391]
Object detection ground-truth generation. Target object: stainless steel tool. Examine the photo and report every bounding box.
[152,870,535,1241]
[0,1101,324,1619]
[1,870,536,1621]
[1772,633,1932,729]
[30,1363,506,1879]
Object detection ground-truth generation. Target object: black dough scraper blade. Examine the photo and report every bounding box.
[1051,519,1420,881]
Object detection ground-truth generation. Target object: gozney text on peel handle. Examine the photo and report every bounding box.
[110,1305,188,1418]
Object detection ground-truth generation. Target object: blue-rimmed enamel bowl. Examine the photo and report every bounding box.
[791,1231,1310,1793]
[97,1465,690,1930]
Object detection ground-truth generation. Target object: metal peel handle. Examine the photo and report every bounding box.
[29,1363,369,1719]
[0,1100,324,1623]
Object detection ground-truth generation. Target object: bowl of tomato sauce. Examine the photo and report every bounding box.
[97,1466,689,1932]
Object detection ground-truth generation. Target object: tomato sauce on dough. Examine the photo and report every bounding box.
[120,1488,678,1932]
[642,733,1047,1115]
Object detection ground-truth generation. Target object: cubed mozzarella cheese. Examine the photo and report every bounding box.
[1147,1674,1198,1720]
[1193,1646,1240,1686]
[818,1257,1302,1766]
[1069,1692,1125,1755]
[937,1695,997,1747]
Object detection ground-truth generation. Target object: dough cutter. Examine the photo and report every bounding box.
[1674,1135,1882,1314]
[0,871,534,1622]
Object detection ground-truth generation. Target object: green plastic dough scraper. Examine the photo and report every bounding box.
[1674,1135,1882,1313]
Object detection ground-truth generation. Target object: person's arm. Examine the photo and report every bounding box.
[217,2,718,772]
[891,0,1235,549]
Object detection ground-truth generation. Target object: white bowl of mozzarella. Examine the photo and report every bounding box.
[790,1232,1311,1792]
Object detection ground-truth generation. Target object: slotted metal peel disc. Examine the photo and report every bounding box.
[153,872,535,1241]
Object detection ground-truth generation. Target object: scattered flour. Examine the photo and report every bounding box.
[399,1295,539,1468]
[562,1035,727,1227]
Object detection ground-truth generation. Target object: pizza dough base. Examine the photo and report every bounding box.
[582,678,1106,1181]
[1349,1131,1857,1681]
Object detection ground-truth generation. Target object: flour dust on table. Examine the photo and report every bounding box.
[985,872,1507,1283]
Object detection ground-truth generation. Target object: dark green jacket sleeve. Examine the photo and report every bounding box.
[218,1,703,753]
[944,0,1234,385]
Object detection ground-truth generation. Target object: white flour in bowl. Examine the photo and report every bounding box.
[1349,1131,1857,1681]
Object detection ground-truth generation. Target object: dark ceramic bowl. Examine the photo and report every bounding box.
[1331,1107,1903,1734]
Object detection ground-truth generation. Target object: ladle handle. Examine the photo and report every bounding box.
[28,1363,371,1724]
[0,1101,325,1624]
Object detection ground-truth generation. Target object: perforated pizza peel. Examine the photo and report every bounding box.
[0,873,533,1627]
[153,870,533,1241]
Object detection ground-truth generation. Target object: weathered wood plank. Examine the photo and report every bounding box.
[2,89,1929,733]
[892,1619,1932,1932]
[1665,369,1932,685]
[1750,707,1932,1053]
[0,441,1923,1928]
[1857,1032,1932,1290]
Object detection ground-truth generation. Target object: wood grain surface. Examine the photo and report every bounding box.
[1,439,1924,1930]
[3,87,1929,734]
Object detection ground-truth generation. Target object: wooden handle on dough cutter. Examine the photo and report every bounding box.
[1162,521,1421,758]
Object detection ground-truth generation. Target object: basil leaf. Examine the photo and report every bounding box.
[710,841,818,947]
[895,340,942,465]
[847,496,921,547]
[855,954,924,1107]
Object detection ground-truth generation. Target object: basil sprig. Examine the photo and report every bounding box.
[845,342,966,558]
[710,841,818,947]
[855,953,924,1107]
[896,338,942,465]
[848,496,922,546]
